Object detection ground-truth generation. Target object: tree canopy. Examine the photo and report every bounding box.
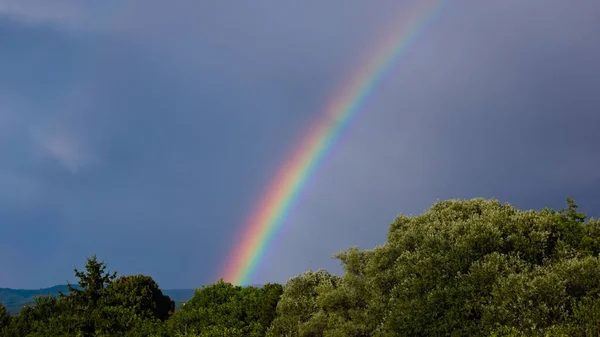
[267,198,600,336]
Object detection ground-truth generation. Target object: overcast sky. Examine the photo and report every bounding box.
[1,0,599,289]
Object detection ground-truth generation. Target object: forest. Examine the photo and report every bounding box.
[1,197,600,337]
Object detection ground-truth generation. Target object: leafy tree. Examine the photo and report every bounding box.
[168,280,282,336]
[106,274,174,321]
[266,269,340,337]
[3,296,71,337]
[269,198,600,336]
[258,283,284,331]
[370,198,600,336]
[4,304,36,337]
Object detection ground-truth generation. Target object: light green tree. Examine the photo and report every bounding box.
[268,198,600,336]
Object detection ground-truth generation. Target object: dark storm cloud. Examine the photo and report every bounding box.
[1,0,599,288]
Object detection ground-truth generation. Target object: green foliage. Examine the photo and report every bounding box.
[3,255,178,337]
[268,198,600,337]
[63,254,117,309]
[0,286,72,316]
[57,255,118,337]
[266,269,342,337]
[3,198,600,336]
[2,295,70,337]
[0,303,10,336]
[0,286,192,316]
[106,274,175,321]
[168,279,282,336]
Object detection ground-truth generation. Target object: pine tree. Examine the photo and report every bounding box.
[59,255,117,337]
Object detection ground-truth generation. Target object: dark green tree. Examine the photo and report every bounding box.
[3,296,72,337]
[63,254,117,308]
[3,305,36,337]
[0,303,10,336]
[106,274,174,321]
[58,255,117,336]
[168,279,282,336]
[258,283,284,331]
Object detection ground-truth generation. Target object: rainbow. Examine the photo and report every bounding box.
[221,0,447,286]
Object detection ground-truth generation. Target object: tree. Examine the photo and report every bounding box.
[167,280,282,337]
[2,296,72,337]
[3,198,600,336]
[0,303,10,336]
[258,283,284,331]
[58,255,117,337]
[266,269,339,337]
[106,274,174,321]
[3,305,36,337]
[63,254,117,308]
[268,198,600,336]
[367,198,600,335]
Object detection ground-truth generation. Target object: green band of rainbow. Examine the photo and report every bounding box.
[220,0,446,286]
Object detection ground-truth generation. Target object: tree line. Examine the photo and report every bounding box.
[1,198,600,336]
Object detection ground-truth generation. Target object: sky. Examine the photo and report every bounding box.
[1,0,599,289]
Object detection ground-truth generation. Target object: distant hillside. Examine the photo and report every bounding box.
[0,285,195,316]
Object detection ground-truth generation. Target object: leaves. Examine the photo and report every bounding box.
[106,274,175,321]
[269,198,600,336]
[168,279,283,336]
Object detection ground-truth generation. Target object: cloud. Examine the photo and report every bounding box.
[29,126,96,174]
